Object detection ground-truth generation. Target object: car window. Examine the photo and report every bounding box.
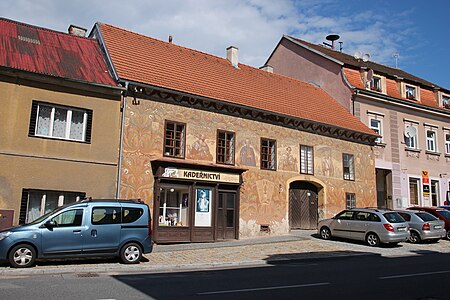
[437,210,450,220]
[122,207,144,223]
[336,211,354,220]
[398,212,411,222]
[355,212,370,221]
[92,207,121,225]
[383,212,405,223]
[415,212,437,222]
[51,209,83,227]
[367,213,381,222]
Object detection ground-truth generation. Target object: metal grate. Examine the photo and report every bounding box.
[77,272,99,278]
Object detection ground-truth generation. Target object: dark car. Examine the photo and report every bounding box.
[407,206,450,240]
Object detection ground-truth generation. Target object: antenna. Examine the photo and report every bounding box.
[404,126,417,138]
[362,53,370,62]
[324,34,340,49]
[354,51,362,60]
[393,52,399,68]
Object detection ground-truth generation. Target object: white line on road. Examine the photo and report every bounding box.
[380,270,450,280]
[197,282,330,295]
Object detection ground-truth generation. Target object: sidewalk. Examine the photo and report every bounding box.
[1,230,449,277]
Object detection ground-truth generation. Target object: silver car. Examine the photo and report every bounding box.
[318,208,410,246]
[397,210,446,243]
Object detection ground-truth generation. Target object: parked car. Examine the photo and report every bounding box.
[318,208,410,247]
[439,206,450,211]
[396,210,445,243]
[0,198,153,268]
[407,206,450,240]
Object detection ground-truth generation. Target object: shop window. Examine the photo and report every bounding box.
[431,180,439,206]
[159,185,190,227]
[409,178,420,205]
[217,130,235,165]
[261,138,276,170]
[300,145,314,175]
[343,153,355,181]
[195,188,213,227]
[426,130,437,152]
[29,101,92,143]
[405,85,417,100]
[164,121,186,158]
[346,193,356,209]
[19,189,85,224]
[370,76,382,92]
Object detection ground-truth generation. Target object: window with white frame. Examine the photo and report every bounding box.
[409,178,420,205]
[443,95,450,109]
[405,85,416,100]
[19,189,85,224]
[346,193,356,209]
[300,145,314,175]
[426,129,437,152]
[29,101,92,143]
[446,133,450,155]
[404,122,418,149]
[370,76,382,92]
[369,116,383,143]
[343,153,355,181]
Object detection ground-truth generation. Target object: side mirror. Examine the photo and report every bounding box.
[45,220,57,228]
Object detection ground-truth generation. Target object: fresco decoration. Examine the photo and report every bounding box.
[120,97,376,237]
[279,146,298,172]
[238,138,257,167]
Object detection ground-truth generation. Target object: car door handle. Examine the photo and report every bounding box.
[73,230,81,234]
[91,229,97,237]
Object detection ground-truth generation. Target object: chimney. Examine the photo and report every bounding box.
[169,35,173,43]
[68,25,87,37]
[226,46,239,68]
[259,64,273,73]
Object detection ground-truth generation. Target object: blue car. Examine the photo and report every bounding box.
[0,199,153,268]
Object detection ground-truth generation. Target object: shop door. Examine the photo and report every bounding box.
[217,192,237,240]
[289,182,318,230]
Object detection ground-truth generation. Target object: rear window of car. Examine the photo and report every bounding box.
[437,210,450,220]
[398,212,411,222]
[122,207,144,223]
[383,212,405,223]
[415,212,437,222]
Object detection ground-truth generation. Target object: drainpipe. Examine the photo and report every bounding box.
[116,81,129,199]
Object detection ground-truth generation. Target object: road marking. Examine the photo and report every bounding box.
[380,270,450,280]
[197,282,330,295]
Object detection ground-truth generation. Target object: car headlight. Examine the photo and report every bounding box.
[0,231,13,241]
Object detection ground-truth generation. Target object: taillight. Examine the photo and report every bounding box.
[422,223,430,231]
[148,207,152,236]
[383,224,394,232]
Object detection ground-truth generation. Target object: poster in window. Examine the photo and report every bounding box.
[195,188,212,227]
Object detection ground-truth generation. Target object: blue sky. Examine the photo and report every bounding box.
[1,0,449,89]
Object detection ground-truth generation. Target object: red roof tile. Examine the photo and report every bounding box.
[98,24,375,136]
[0,18,116,86]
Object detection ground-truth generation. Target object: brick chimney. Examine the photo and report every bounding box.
[226,46,239,68]
[68,25,87,37]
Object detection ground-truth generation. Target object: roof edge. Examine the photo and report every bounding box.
[284,35,344,66]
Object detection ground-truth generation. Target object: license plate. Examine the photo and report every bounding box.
[434,225,442,229]
[397,227,407,232]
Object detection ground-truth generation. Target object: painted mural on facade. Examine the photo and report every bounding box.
[120,98,376,237]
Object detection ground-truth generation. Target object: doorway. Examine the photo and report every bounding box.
[217,191,237,240]
[289,181,318,230]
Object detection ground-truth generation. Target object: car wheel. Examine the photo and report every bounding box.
[366,233,380,247]
[320,227,331,240]
[120,243,142,264]
[409,231,421,244]
[447,230,450,240]
[8,244,36,268]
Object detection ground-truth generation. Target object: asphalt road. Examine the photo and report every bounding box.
[1,252,449,300]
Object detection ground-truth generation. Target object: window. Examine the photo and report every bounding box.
[398,212,411,222]
[50,209,83,227]
[217,130,235,165]
[164,121,186,158]
[370,76,382,92]
[445,133,450,155]
[300,145,314,174]
[443,95,450,109]
[261,138,276,170]
[370,118,382,143]
[122,207,144,223]
[431,180,439,206]
[346,193,356,209]
[426,130,437,152]
[404,123,418,149]
[336,210,354,220]
[343,153,355,181]
[159,185,190,227]
[29,101,92,143]
[409,178,420,205]
[405,85,416,100]
[20,190,85,224]
[92,207,121,225]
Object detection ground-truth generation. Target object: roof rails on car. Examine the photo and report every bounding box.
[80,197,144,203]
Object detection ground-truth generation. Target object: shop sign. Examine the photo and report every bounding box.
[161,167,240,184]
[422,170,429,184]
[422,170,430,196]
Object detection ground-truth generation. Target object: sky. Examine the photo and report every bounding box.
[2,0,450,89]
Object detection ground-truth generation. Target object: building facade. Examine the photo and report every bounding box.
[93,24,378,242]
[0,18,123,229]
[267,35,450,209]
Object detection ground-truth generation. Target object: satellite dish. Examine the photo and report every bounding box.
[362,53,371,62]
[354,51,362,60]
[404,126,417,138]
[367,69,374,81]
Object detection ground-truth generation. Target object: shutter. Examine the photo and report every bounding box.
[28,101,38,136]
[85,110,93,144]
[19,189,29,224]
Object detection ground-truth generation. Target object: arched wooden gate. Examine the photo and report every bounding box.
[289,181,318,230]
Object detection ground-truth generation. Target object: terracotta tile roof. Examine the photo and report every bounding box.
[344,68,365,89]
[421,89,439,108]
[98,23,375,136]
[0,18,116,86]
[385,77,402,99]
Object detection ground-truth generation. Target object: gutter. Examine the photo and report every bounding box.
[116,81,128,198]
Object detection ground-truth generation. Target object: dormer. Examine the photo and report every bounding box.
[401,82,420,101]
[364,70,386,94]
[440,92,450,109]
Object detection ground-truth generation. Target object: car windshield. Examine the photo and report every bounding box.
[383,212,405,223]
[416,212,437,222]
[27,206,65,225]
[437,210,450,220]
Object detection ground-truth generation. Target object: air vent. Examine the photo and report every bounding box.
[260,224,270,233]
